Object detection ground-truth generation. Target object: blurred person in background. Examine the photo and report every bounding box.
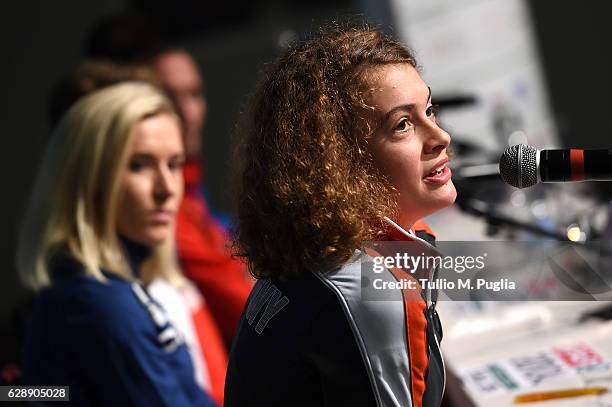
[46,60,227,405]
[152,46,253,349]
[18,82,215,406]
[47,60,162,128]
[86,13,253,348]
[226,27,453,407]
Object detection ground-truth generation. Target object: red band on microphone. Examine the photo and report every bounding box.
[570,149,585,181]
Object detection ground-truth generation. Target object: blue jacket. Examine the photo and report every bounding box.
[24,242,216,407]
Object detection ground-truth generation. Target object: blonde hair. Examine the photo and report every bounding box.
[18,81,182,291]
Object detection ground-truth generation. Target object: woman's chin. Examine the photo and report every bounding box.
[426,180,457,210]
[147,235,169,247]
[420,182,457,216]
[443,181,457,206]
[137,229,171,247]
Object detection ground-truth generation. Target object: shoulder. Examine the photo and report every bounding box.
[79,275,142,320]
[305,251,407,329]
[315,250,403,298]
[28,268,158,366]
[315,250,408,328]
[40,260,147,333]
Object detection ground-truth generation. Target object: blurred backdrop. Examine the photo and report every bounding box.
[1,0,611,380]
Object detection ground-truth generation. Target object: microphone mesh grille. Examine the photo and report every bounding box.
[521,145,538,187]
[499,145,519,187]
[499,144,538,188]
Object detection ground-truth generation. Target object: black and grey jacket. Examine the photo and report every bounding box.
[225,219,445,406]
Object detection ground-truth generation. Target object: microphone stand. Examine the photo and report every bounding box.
[455,182,612,258]
[457,197,570,241]
[451,166,569,240]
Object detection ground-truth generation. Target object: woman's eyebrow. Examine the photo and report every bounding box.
[383,103,415,122]
[130,153,154,160]
[383,87,433,122]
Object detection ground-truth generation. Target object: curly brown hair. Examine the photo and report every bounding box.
[233,26,417,280]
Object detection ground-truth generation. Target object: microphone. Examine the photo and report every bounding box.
[499,144,612,189]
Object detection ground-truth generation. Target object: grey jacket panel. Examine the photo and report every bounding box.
[316,242,445,407]
[315,253,413,407]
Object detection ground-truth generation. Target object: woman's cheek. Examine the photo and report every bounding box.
[126,175,153,203]
[393,158,421,190]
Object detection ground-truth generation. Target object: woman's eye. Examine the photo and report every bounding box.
[129,161,146,172]
[394,118,411,132]
[169,159,185,171]
[426,104,440,119]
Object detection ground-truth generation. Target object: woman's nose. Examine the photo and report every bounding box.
[424,123,451,155]
[153,166,176,202]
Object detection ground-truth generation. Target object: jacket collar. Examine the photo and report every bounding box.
[384,217,437,247]
[384,216,440,254]
[384,217,416,241]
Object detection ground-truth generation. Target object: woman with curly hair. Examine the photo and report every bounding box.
[225,27,456,407]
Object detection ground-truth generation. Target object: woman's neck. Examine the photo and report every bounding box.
[118,235,152,277]
[395,213,417,234]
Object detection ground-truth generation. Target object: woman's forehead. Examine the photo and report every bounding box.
[130,113,183,153]
[362,64,430,109]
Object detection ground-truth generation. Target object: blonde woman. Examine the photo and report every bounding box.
[18,82,215,406]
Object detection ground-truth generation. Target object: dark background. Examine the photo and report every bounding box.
[0,0,610,369]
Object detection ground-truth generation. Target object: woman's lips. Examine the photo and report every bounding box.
[150,210,174,223]
[423,166,452,185]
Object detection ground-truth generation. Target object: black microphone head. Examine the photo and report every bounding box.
[499,144,538,188]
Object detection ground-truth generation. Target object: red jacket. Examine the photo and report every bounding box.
[175,160,253,405]
[176,160,253,347]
